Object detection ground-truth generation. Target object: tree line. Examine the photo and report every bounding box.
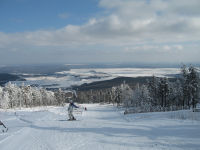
[76,65,200,112]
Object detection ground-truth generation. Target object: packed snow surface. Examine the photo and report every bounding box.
[0,104,200,150]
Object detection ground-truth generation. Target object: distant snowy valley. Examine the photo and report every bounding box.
[12,67,180,88]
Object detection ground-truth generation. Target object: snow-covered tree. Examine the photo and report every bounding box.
[0,87,7,108]
[4,82,19,108]
[1,90,9,109]
[181,65,200,110]
[157,78,169,108]
[188,66,199,110]
[120,82,133,108]
[147,76,159,106]
[139,85,152,112]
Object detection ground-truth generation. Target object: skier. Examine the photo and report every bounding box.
[0,121,8,132]
[68,100,79,121]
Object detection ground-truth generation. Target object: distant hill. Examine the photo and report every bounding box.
[0,64,69,74]
[72,76,179,91]
[0,73,25,86]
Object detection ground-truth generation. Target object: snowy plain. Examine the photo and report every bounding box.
[13,68,181,88]
[0,104,200,150]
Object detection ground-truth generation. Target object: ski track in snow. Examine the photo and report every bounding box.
[0,104,200,150]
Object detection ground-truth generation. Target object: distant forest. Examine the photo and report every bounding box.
[0,73,25,86]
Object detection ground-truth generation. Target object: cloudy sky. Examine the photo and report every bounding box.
[0,0,200,65]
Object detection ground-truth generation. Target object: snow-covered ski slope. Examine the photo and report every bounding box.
[0,104,200,150]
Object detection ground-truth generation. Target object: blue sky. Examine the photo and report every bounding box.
[0,0,200,65]
[0,0,102,32]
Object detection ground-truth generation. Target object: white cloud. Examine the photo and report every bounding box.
[0,0,200,63]
[124,44,184,54]
[1,0,200,46]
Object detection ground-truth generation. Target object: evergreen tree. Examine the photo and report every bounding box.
[181,65,199,110]
[188,66,199,110]
[147,76,159,106]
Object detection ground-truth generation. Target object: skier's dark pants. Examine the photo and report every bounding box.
[0,121,6,128]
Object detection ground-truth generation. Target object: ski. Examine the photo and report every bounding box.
[67,119,76,121]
